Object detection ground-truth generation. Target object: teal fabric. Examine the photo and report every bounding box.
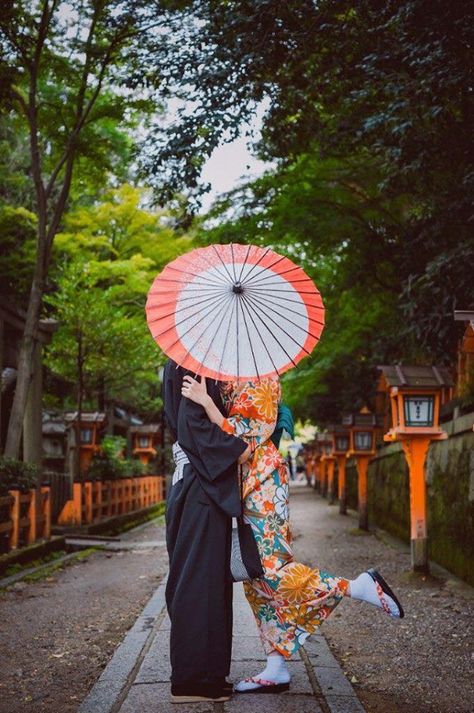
[271,403,295,448]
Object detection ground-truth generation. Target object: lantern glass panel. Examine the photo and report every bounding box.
[403,394,434,427]
[138,436,149,448]
[335,435,349,452]
[80,428,93,444]
[354,430,373,451]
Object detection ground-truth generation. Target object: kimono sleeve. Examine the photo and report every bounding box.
[177,396,248,483]
[220,379,280,451]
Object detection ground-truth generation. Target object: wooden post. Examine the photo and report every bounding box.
[57,482,82,526]
[336,455,347,515]
[401,438,431,573]
[9,489,20,549]
[355,455,370,531]
[320,460,327,497]
[84,481,93,524]
[27,488,37,544]
[41,486,51,539]
[327,459,336,504]
[312,459,319,491]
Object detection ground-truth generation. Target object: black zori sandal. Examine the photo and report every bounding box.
[367,568,405,619]
[171,681,231,703]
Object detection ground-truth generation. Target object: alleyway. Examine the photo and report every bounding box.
[1,486,473,713]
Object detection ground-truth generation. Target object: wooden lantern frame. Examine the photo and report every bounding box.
[386,386,443,440]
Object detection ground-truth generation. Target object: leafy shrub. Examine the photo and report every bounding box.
[86,436,149,480]
[0,457,39,495]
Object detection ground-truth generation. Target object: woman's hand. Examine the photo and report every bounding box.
[181,374,211,407]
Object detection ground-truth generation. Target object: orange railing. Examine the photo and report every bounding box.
[0,487,51,553]
[57,475,164,527]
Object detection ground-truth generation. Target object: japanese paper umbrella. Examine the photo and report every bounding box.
[145,243,324,381]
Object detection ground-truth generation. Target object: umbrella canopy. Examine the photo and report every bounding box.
[145,243,324,381]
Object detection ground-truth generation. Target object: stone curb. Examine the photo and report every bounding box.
[301,636,366,713]
[77,576,168,713]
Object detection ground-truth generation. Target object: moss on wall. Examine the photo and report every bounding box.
[341,424,474,586]
[426,435,474,584]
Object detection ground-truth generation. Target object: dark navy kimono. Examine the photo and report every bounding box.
[162,359,247,686]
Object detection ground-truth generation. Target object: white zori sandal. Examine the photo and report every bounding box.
[367,568,404,618]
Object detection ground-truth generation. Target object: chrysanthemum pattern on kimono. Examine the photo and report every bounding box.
[220,377,349,659]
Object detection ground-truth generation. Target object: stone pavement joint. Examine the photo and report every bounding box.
[67,537,167,551]
[79,579,366,713]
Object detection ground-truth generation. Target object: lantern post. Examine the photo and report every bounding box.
[331,426,350,515]
[378,365,452,572]
[312,435,323,493]
[346,410,377,531]
[320,435,336,504]
[317,433,332,499]
[310,445,321,490]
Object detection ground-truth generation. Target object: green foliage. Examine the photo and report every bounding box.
[0,458,39,494]
[86,435,148,481]
[0,204,37,303]
[147,0,473,354]
[0,0,167,204]
[200,152,411,422]
[100,435,127,461]
[142,0,473,423]
[44,185,193,417]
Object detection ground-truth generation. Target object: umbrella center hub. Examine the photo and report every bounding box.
[232,282,244,294]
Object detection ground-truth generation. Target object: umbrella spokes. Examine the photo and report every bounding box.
[146,243,325,382]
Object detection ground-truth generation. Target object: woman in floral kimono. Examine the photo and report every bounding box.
[181,373,404,694]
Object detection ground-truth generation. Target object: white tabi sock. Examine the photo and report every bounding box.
[349,572,400,617]
[234,652,290,692]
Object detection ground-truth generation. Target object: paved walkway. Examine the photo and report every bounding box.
[78,580,364,713]
[79,486,365,713]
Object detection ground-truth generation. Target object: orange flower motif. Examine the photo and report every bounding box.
[279,563,321,605]
[251,379,278,420]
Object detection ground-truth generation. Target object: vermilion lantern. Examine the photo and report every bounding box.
[331,426,350,514]
[377,365,452,572]
[320,432,336,504]
[345,409,377,530]
[131,425,161,465]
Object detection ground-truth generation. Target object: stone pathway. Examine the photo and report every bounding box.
[78,499,365,713]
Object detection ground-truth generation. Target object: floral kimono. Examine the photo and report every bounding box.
[219,377,349,658]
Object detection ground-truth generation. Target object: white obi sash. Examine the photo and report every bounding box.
[172,441,190,485]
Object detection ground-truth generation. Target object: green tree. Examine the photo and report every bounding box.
[44,260,160,475]
[44,185,193,461]
[0,0,166,458]
[146,0,473,358]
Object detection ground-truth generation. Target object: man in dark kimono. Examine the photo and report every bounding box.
[162,358,248,702]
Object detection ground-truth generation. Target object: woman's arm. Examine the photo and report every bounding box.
[181,375,252,463]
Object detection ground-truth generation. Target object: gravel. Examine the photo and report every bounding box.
[0,519,168,713]
[290,485,474,713]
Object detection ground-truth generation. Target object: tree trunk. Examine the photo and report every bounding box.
[74,331,84,481]
[4,265,45,459]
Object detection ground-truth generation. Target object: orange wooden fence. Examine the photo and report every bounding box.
[0,487,51,553]
[58,475,164,527]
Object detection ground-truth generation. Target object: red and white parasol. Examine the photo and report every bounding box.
[145,243,324,381]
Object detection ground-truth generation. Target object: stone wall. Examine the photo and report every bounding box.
[343,413,474,585]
